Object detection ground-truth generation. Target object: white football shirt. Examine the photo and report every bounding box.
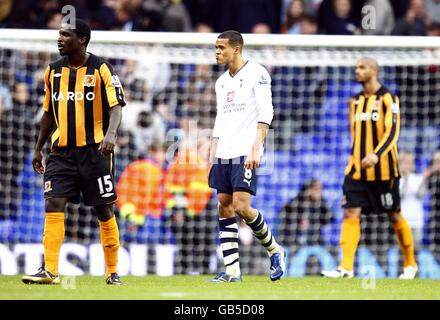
[213,60,274,159]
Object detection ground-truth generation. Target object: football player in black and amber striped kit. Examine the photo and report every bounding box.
[322,57,418,280]
[22,19,124,285]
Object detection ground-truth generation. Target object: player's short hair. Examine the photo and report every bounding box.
[358,56,379,73]
[68,19,91,48]
[218,30,244,49]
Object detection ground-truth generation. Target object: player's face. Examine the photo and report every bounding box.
[57,25,82,56]
[215,38,236,65]
[354,61,373,83]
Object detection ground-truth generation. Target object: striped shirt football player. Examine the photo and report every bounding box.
[322,57,417,280]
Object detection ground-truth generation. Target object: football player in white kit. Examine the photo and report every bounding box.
[208,30,285,282]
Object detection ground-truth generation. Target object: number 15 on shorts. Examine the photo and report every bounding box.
[97,175,115,198]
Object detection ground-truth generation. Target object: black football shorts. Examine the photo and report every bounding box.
[43,144,117,206]
[342,176,400,215]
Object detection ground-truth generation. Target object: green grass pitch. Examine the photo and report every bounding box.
[0,275,439,300]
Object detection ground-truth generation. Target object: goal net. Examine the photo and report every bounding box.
[0,30,439,278]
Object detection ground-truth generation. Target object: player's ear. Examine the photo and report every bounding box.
[78,36,86,46]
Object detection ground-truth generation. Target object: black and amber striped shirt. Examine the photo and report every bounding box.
[345,86,400,181]
[43,53,126,148]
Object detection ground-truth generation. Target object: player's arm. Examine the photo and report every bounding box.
[245,123,270,170]
[208,111,220,177]
[33,111,55,174]
[347,97,358,169]
[209,137,218,165]
[33,66,55,174]
[209,82,221,169]
[99,62,126,156]
[348,97,355,145]
[100,105,122,156]
[245,68,274,170]
[362,93,400,169]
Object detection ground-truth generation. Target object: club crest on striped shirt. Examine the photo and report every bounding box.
[83,75,95,87]
[372,100,380,111]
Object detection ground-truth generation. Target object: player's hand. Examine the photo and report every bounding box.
[361,153,379,169]
[99,132,116,156]
[32,149,45,174]
[244,147,260,170]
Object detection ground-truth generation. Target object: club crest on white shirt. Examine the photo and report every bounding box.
[227,91,235,102]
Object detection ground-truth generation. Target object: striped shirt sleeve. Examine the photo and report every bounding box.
[99,62,126,108]
[374,93,400,157]
[348,97,355,143]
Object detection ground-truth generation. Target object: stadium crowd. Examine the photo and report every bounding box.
[0,0,440,36]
